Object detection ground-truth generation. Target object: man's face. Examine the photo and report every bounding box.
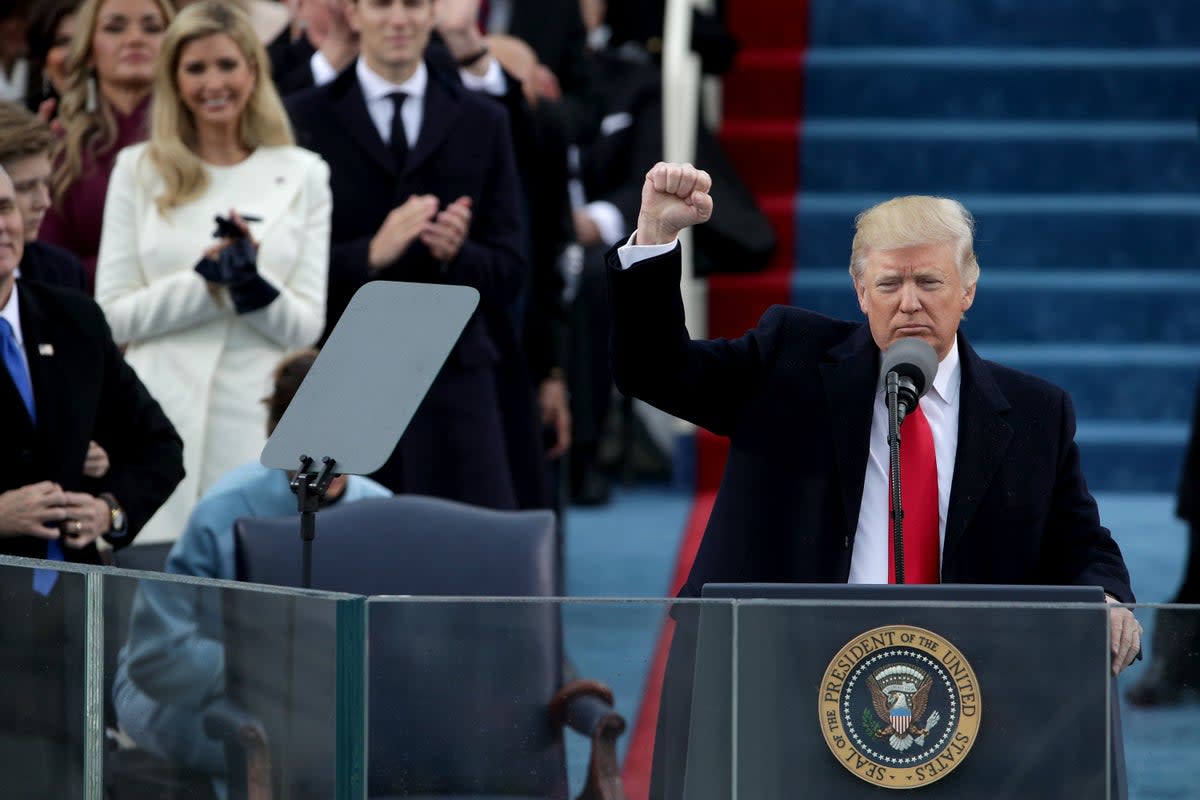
[0,173,26,297]
[348,0,435,82]
[854,241,975,361]
[4,154,53,241]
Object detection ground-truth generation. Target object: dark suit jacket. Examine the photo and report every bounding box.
[507,0,591,94]
[17,240,87,293]
[285,60,527,507]
[266,27,318,97]
[504,0,600,142]
[0,279,184,559]
[1176,376,1200,526]
[0,279,183,797]
[609,245,1134,602]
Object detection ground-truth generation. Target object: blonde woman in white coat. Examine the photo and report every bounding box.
[95,1,329,544]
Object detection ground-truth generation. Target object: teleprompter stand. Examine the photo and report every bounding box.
[261,281,480,588]
[290,455,338,589]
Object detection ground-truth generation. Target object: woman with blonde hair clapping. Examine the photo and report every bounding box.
[95,0,330,544]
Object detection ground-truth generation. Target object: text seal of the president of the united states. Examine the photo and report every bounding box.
[818,625,982,789]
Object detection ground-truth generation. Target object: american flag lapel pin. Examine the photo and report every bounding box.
[38,343,54,356]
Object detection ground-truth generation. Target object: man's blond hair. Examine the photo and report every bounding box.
[850,196,979,287]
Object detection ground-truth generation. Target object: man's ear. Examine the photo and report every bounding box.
[962,282,976,313]
[344,0,362,35]
[854,275,868,315]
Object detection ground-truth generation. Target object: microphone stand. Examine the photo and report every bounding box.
[885,371,906,584]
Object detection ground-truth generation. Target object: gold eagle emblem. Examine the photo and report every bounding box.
[868,664,941,751]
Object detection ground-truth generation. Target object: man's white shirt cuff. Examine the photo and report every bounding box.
[310,50,339,86]
[616,232,679,270]
[459,58,507,96]
[585,201,627,247]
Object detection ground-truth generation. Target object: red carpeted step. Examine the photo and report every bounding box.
[723,49,805,122]
[727,0,809,50]
[759,192,796,273]
[707,271,791,340]
[618,5,809,798]
[718,119,798,196]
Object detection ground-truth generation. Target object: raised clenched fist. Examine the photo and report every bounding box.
[634,162,714,246]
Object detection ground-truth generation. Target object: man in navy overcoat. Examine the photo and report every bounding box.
[607,163,1143,798]
[287,0,527,507]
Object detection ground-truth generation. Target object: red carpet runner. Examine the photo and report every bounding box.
[619,491,714,800]
[619,3,808,795]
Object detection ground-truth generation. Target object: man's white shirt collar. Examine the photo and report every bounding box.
[874,336,961,406]
[0,282,22,347]
[928,337,961,406]
[357,58,428,106]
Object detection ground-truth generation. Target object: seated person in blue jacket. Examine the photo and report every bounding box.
[111,348,391,789]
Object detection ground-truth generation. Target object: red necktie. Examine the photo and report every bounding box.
[888,404,940,583]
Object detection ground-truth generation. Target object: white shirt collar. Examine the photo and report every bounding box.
[0,282,22,347]
[928,337,961,406]
[873,335,962,406]
[356,58,428,106]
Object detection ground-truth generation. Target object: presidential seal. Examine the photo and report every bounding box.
[818,625,981,789]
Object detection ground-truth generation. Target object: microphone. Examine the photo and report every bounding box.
[879,338,939,424]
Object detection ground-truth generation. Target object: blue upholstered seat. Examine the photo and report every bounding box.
[212,495,624,800]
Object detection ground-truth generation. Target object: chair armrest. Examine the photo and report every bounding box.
[203,698,272,800]
[550,679,627,800]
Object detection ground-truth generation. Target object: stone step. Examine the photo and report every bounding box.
[795,193,1200,269]
[801,49,1200,122]
[809,0,1200,48]
[800,120,1200,194]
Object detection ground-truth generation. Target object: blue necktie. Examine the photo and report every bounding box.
[0,317,34,423]
[1,318,62,595]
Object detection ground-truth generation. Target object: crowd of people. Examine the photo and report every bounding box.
[0,0,738,528]
[0,0,1190,796]
[0,0,755,795]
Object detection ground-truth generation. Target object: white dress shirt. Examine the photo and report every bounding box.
[311,52,508,102]
[0,59,28,103]
[0,282,31,380]
[847,341,960,584]
[615,234,674,267]
[357,58,428,148]
[0,283,35,412]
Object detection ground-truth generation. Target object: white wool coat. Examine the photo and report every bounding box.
[95,143,330,543]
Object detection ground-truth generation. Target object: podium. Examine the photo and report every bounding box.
[655,584,1124,799]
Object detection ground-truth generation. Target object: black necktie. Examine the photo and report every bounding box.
[389,91,409,171]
